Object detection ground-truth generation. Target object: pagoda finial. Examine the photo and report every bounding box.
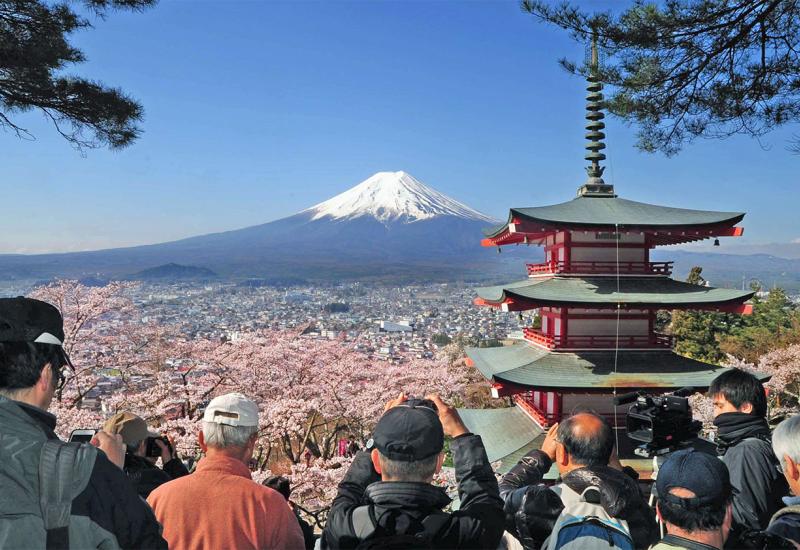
[578,32,615,198]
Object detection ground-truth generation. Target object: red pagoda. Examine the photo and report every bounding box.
[463,43,755,445]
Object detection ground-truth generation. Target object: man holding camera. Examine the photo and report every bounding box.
[0,297,167,549]
[321,393,505,549]
[499,412,658,549]
[708,369,789,547]
[103,411,189,498]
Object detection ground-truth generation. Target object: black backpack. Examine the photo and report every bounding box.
[351,505,450,550]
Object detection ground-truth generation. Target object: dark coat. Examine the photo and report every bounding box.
[322,434,505,549]
[124,452,189,499]
[766,505,800,548]
[716,416,790,547]
[499,449,659,550]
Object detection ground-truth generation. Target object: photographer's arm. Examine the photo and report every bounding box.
[322,451,380,546]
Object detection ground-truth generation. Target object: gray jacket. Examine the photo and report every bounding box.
[0,396,168,549]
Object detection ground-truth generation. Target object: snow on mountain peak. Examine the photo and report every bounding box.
[305,171,496,224]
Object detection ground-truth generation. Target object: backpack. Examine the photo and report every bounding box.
[0,438,97,550]
[350,505,450,550]
[544,485,634,550]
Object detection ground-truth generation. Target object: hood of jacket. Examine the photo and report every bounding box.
[364,481,451,512]
[561,465,644,520]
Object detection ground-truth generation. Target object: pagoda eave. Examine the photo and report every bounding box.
[476,296,753,314]
[482,222,744,248]
[475,277,754,311]
[466,345,770,392]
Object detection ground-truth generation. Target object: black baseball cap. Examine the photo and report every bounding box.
[657,448,732,508]
[368,399,444,462]
[0,297,66,346]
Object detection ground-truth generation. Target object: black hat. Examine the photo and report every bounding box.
[0,297,66,346]
[657,448,732,508]
[369,399,444,462]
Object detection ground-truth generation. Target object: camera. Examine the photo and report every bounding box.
[402,398,438,412]
[614,387,701,458]
[145,435,172,458]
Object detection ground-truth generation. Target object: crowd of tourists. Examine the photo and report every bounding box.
[2,296,800,550]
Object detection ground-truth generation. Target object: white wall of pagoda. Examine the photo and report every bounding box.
[543,230,651,265]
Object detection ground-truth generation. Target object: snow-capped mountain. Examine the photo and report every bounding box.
[0,171,508,282]
[305,171,495,224]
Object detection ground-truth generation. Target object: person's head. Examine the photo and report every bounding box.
[554,412,613,474]
[264,475,291,501]
[0,297,72,410]
[199,392,260,464]
[103,411,154,458]
[709,369,767,418]
[368,398,445,483]
[772,415,800,496]
[656,449,733,544]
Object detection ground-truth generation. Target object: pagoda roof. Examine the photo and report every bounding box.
[476,276,753,309]
[457,406,543,471]
[484,196,744,238]
[466,343,769,390]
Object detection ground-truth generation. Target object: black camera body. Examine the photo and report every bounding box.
[615,388,702,458]
[145,435,172,458]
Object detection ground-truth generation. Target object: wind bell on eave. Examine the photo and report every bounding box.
[578,32,616,198]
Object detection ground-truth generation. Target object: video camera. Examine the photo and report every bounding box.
[613,387,701,458]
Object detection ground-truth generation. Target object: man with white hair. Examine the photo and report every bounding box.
[147,392,304,550]
[767,414,800,548]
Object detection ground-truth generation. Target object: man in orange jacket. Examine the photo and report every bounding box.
[148,393,304,550]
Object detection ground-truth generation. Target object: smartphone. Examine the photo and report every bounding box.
[69,429,96,444]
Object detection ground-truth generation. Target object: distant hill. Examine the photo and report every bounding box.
[128,263,218,281]
[655,250,800,291]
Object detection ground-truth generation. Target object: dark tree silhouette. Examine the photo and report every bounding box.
[523,0,800,155]
[0,0,155,150]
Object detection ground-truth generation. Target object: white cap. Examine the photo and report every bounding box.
[203,393,259,427]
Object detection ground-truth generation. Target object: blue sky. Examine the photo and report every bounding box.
[1,0,797,254]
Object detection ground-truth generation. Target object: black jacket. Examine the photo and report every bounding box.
[499,449,658,550]
[715,413,790,548]
[2,400,167,550]
[322,433,505,549]
[124,453,189,499]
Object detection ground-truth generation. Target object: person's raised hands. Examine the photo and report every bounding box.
[91,431,126,469]
[425,394,469,438]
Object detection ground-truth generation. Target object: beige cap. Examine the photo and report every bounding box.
[103,411,156,446]
[203,393,259,427]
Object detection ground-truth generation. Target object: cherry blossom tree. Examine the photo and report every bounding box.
[29,280,469,522]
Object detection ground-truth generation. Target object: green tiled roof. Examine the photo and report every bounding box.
[476,276,753,307]
[457,406,543,472]
[484,196,744,237]
[466,344,770,390]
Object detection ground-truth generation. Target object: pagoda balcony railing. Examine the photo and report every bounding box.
[523,327,675,350]
[526,260,673,276]
[514,394,558,429]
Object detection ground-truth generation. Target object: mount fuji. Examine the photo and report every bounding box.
[0,171,510,283]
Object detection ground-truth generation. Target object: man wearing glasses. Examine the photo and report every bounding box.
[0,297,167,550]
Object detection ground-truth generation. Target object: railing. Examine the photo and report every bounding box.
[514,394,559,428]
[523,327,675,350]
[526,260,673,276]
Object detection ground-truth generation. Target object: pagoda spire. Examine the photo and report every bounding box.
[578,33,615,198]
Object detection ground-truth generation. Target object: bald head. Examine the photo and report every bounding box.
[557,412,614,468]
